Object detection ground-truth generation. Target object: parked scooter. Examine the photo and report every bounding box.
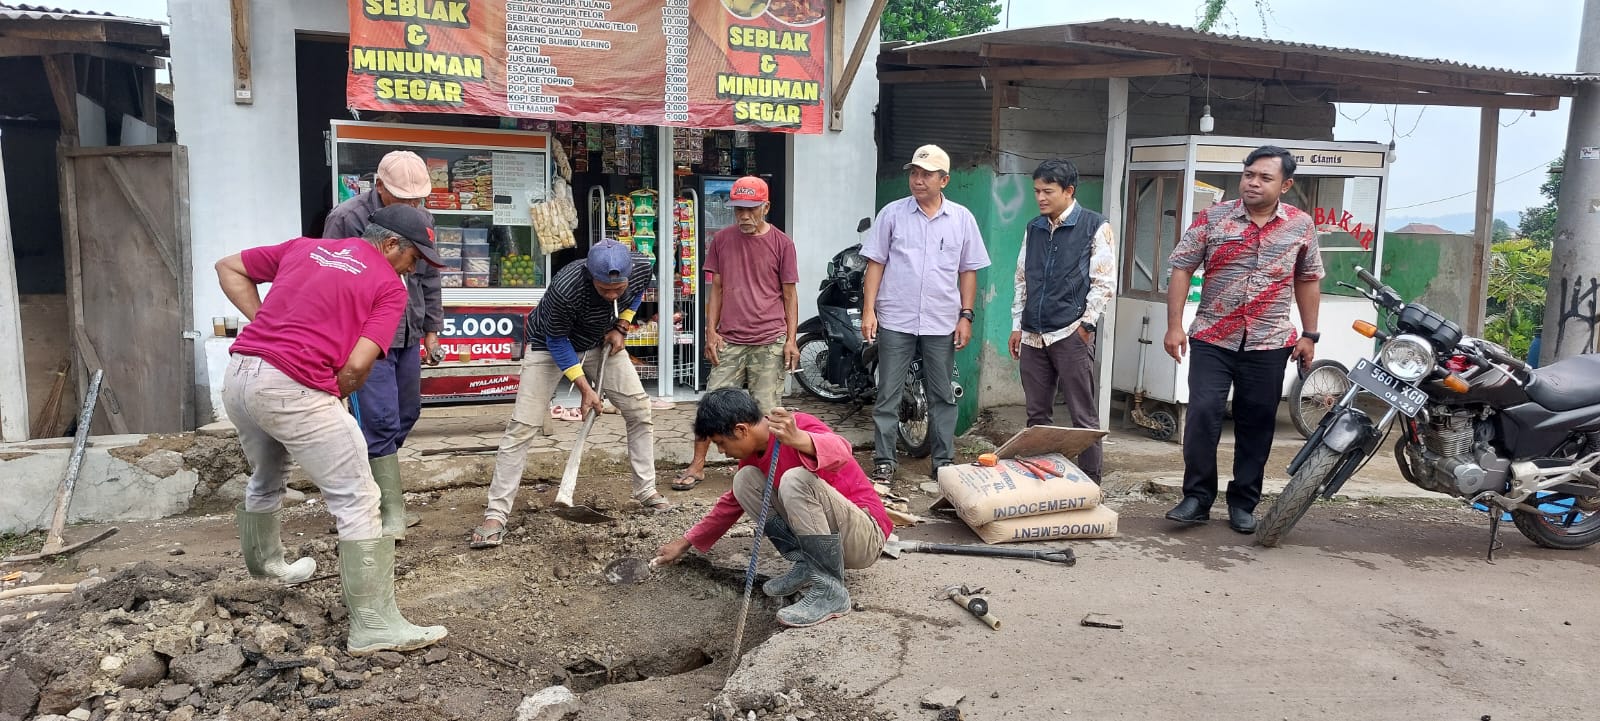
[793,218,961,458]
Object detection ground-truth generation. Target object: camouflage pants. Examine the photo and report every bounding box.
[706,337,786,413]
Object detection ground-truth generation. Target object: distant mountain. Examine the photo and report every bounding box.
[1386,211,1521,235]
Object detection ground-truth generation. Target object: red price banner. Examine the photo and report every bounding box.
[348,0,828,133]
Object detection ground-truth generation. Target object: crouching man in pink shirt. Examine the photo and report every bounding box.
[213,204,448,656]
[654,389,890,627]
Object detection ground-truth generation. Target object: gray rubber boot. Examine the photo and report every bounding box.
[370,454,420,541]
[776,534,852,628]
[762,516,810,598]
[236,505,316,585]
[339,537,448,656]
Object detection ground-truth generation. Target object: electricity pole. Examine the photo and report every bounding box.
[1542,0,1600,363]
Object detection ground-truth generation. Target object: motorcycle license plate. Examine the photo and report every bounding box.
[1347,358,1428,418]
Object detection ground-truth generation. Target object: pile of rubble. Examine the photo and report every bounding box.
[0,561,456,721]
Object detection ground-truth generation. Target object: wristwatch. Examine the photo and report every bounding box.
[1081,322,1097,334]
[1302,331,1321,343]
[959,309,975,322]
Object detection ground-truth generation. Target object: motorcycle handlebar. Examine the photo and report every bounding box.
[1480,341,1531,374]
[1353,266,1403,312]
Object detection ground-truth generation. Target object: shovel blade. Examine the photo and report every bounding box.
[602,557,654,585]
[550,504,615,524]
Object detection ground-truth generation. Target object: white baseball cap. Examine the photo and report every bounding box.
[904,144,951,174]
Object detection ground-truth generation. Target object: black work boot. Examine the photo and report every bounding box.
[776,534,851,628]
[762,516,810,598]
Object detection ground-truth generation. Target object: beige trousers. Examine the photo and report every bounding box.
[484,347,657,523]
[221,355,381,540]
[731,465,885,569]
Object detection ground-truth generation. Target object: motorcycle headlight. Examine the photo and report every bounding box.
[1379,334,1436,382]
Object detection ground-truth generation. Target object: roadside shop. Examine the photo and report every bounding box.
[171,0,884,417]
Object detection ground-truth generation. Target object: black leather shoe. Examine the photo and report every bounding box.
[1228,506,1257,534]
[1165,497,1210,524]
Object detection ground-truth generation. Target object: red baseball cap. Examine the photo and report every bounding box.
[728,176,769,208]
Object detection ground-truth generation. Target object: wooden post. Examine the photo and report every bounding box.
[232,0,253,104]
[1469,107,1499,337]
[0,134,29,442]
[42,54,78,146]
[1096,78,1129,433]
[828,0,889,131]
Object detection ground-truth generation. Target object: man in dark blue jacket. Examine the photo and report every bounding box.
[469,240,672,548]
[1007,159,1117,482]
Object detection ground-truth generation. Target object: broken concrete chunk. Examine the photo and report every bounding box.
[919,686,965,710]
[253,622,290,654]
[158,684,194,704]
[119,652,169,690]
[168,644,245,687]
[515,684,579,721]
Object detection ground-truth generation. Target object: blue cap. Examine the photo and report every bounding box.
[586,239,633,283]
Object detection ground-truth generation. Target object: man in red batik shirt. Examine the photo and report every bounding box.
[1162,145,1323,535]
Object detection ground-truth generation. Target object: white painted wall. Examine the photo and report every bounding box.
[787,1,880,323]
[169,0,347,416]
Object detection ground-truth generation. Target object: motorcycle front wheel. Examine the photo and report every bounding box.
[897,371,932,458]
[1288,359,1350,439]
[793,333,849,402]
[1257,445,1348,547]
[1512,492,1600,550]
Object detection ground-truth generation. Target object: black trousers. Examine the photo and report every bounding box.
[1019,332,1102,481]
[1181,339,1293,512]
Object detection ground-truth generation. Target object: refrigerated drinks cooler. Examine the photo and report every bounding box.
[329,120,554,403]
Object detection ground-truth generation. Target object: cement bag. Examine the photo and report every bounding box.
[972,505,1119,544]
[936,454,1100,529]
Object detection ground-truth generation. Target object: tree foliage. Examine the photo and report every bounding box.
[1485,238,1552,359]
[1196,0,1272,33]
[1518,154,1562,250]
[881,0,1000,43]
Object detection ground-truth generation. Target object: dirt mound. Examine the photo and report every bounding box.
[0,480,893,721]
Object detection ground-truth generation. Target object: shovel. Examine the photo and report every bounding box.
[550,355,616,524]
[881,538,1076,566]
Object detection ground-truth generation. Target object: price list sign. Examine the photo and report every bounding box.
[348,0,828,134]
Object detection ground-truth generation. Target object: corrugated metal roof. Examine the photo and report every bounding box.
[897,18,1574,85]
[0,2,161,25]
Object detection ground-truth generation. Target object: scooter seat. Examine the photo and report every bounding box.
[1527,353,1600,412]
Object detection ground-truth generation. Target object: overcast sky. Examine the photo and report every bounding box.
[87,0,1580,223]
[1003,0,1583,223]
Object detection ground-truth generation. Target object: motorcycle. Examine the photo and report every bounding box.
[793,218,962,458]
[1257,266,1600,554]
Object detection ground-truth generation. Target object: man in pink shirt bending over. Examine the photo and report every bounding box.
[214,203,448,656]
[654,388,890,627]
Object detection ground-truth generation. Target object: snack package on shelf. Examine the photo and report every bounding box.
[553,139,573,182]
[427,158,449,191]
[531,200,575,254]
[552,177,579,230]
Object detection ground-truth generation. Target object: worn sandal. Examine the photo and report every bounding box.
[640,493,674,512]
[549,405,583,421]
[468,522,505,549]
[670,471,704,491]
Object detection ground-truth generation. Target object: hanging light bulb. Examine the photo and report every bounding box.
[1386,140,1397,164]
[1199,104,1215,134]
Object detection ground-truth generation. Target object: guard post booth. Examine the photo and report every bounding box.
[1110,135,1390,434]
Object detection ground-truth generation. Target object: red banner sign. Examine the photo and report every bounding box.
[348,0,828,133]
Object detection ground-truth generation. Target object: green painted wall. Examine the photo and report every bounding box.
[1376,233,1446,301]
[872,168,1106,433]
